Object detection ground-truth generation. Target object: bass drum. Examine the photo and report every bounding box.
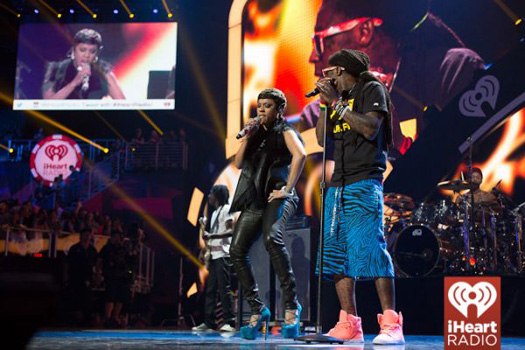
[391,224,453,277]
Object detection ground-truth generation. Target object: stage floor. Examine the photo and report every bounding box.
[27,331,525,350]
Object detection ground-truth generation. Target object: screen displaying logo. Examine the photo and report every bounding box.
[29,134,83,186]
[445,277,501,350]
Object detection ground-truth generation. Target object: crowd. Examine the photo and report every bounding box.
[130,127,188,146]
[0,196,150,328]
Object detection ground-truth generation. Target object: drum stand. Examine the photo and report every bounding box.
[514,213,523,273]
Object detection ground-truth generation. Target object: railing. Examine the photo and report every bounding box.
[6,139,115,163]
[3,139,188,206]
[125,142,188,171]
[0,226,155,294]
[4,139,188,171]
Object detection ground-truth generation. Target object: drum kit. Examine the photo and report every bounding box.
[384,180,524,278]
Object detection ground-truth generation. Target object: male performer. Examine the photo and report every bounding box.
[456,168,498,207]
[315,49,403,344]
[192,185,236,332]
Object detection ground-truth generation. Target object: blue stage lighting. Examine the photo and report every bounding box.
[113,9,119,14]
[69,9,75,14]
[34,9,39,14]
[153,9,158,14]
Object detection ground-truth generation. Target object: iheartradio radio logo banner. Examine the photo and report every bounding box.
[445,277,501,350]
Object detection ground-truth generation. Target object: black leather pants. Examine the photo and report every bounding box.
[230,198,299,314]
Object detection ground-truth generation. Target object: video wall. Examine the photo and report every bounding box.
[220,0,525,216]
[14,22,177,110]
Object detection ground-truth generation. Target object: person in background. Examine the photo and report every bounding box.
[192,185,236,332]
[66,228,98,326]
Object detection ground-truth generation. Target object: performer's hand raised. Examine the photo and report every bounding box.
[315,78,338,105]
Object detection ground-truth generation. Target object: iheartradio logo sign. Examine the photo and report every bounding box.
[45,145,69,161]
[30,135,83,186]
[445,277,501,350]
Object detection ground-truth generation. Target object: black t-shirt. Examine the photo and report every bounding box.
[99,242,131,280]
[329,81,389,187]
[68,243,97,286]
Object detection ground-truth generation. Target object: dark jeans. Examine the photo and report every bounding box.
[204,257,235,328]
[230,198,299,314]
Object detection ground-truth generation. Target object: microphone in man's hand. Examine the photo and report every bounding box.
[236,116,262,139]
[305,78,335,98]
[305,87,321,98]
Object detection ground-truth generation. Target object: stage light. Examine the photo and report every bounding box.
[84,161,204,269]
[57,13,62,18]
[113,9,118,14]
[138,110,164,136]
[17,13,21,18]
[34,9,39,14]
[153,9,158,14]
[103,148,109,154]
[1,92,107,152]
[168,13,173,18]
[129,13,134,19]
[69,8,74,14]
[74,0,96,18]
[516,18,523,26]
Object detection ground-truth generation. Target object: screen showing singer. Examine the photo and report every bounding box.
[42,29,125,100]
[14,22,177,110]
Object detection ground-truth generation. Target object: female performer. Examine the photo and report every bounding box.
[42,28,125,100]
[230,88,306,340]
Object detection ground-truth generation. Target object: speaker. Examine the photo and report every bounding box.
[275,228,311,322]
[240,234,271,321]
[147,71,170,99]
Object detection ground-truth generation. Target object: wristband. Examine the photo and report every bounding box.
[280,186,294,197]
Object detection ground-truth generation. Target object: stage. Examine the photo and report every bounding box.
[27,331,525,350]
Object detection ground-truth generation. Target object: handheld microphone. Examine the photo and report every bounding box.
[77,65,90,92]
[305,88,320,98]
[305,79,335,98]
[236,116,261,139]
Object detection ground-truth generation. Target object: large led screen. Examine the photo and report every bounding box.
[14,22,177,110]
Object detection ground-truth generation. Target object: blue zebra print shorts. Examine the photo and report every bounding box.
[316,179,394,280]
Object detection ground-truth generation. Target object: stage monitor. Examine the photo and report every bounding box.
[13,22,177,110]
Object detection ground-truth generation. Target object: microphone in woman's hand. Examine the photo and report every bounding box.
[77,65,90,91]
[236,116,262,139]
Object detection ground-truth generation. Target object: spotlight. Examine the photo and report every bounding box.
[168,13,173,18]
[129,13,134,18]
[9,148,14,154]
[57,13,62,18]
[103,148,109,154]
[113,9,118,14]
[69,8,74,14]
[153,8,158,14]
[92,13,97,18]
[34,9,39,14]
[17,13,21,18]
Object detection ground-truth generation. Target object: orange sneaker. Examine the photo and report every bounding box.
[373,309,405,345]
[325,310,364,343]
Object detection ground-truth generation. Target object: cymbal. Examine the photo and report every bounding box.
[384,193,415,210]
[437,180,471,192]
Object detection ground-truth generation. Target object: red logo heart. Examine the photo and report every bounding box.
[45,145,68,161]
